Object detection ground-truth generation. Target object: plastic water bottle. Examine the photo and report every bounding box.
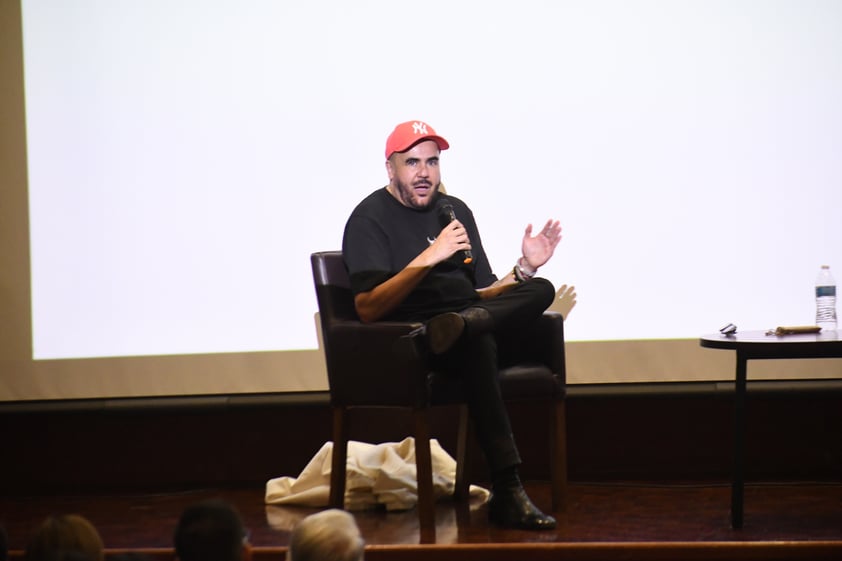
[815,265,837,331]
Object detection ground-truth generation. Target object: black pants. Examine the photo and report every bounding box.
[428,278,556,474]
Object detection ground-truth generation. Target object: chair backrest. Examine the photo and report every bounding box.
[311,251,357,323]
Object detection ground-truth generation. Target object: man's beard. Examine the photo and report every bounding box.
[392,177,438,210]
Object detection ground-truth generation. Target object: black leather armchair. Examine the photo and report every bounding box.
[310,250,568,534]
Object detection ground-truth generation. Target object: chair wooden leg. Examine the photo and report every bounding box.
[413,408,436,539]
[330,406,348,509]
[454,405,471,501]
[551,398,569,512]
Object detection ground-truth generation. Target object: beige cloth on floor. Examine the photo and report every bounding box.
[265,437,489,511]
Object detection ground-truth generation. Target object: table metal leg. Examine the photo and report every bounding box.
[732,352,747,529]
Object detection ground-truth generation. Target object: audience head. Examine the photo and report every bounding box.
[24,514,104,561]
[174,499,250,561]
[286,509,364,561]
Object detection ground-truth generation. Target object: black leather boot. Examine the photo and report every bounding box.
[488,486,557,530]
[425,306,494,354]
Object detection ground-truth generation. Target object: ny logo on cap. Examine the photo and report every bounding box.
[412,122,428,135]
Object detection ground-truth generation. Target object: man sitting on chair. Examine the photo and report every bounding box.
[342,120,564,530]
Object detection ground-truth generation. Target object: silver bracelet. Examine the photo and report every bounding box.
[513,257,536,282]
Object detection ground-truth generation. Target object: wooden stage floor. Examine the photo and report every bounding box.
[2,481,841,561]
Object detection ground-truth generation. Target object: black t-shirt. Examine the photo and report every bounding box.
[342,188,497,321]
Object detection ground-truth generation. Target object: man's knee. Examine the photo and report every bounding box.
[529,277,556,308]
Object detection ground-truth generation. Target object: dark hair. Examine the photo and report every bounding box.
[174,499,246,561]
[24,515,104,561]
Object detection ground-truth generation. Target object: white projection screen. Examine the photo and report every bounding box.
[1,0,841,402]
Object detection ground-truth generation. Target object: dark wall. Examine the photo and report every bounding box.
[1,382,840,496]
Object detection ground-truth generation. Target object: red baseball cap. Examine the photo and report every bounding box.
[385,121,450,160]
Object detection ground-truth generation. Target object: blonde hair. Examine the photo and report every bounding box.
[25,514,104,561]
[286,509,364,561]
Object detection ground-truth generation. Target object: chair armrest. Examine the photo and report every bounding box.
[535,311,567,386]
[322,319,432,407]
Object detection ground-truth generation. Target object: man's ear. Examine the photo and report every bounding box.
[385,158,395,181]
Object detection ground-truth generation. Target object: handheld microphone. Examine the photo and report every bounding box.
[436,200,473,264]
